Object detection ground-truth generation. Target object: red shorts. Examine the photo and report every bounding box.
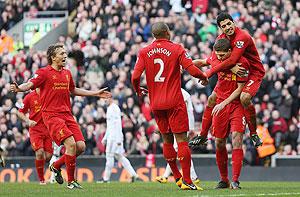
[212,103,246,139]
[29,123,53,154]
[42,112,84,146]
[152,101,189,134]
[242,75,262,97]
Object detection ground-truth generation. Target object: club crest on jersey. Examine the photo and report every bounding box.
[236,41,244,48]
[185,52,191,59]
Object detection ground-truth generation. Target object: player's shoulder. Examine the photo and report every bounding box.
[235,27,251,40]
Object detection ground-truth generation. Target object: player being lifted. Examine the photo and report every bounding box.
[190,12,265,147]
[195,38,250,189]
[11,43,111,189]
[16,88,53,184]
[132,22,207,190]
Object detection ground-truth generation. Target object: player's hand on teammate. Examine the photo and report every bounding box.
[10,81,20,93]
[212,102,226,116]
[138,87,148,96]
[27,120,37,127]
[231,63,248,77]
[95,87,112,99]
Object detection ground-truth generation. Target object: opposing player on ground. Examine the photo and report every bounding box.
[10,43,111,189]
[98,97,140,183]
[156,88,199,184]
[191,12,265,147]
[131,22,207,190]
[16,88,53,185]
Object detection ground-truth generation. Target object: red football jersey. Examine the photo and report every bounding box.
[133,39,194,110]
[207,53,249,104]
[30,65,75,112]
[18,90,43,126]
[208,27,265,79]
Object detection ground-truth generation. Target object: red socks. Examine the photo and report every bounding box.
[65,154,76,183]
[232,149,244,182]
[35,159,45,182]
[244,104,257,135]
[53,154,66,170]
[163,143,182,180]
[177,142,192,184]
[200,106,213,137]
[216,147,229,182]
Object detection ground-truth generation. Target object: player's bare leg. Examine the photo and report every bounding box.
[174,132,203,190]
[189,92,216,147]
[76,141,86,156]
[240,92,262,147]
[215,138,229,189]
[231,132,244,189]
[63,136,82,189]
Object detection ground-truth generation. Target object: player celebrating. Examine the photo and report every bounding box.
[156,88,199,184]
[10,43,112,189]
[131,22,207,190]
[191,12,265,147]
[98,97,140,183]
[195,38,249,189]
[16,88,53,185]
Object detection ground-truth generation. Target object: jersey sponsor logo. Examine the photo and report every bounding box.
[52,75,57,79]
[236,41,244,48]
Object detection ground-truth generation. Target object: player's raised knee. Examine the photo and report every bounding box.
[240,92,251,108]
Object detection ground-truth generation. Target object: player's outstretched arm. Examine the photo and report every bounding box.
[16,111,37,127]
[72,87,112,99]
[212,82,245,116]
[192,59,209,68]
[10,81,34,93]
[206,36,249,78]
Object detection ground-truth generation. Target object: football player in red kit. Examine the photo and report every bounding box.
[132,22,207,190]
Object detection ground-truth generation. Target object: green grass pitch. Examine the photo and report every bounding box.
[1,181,300,197]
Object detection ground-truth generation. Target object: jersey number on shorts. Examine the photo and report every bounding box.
[154,58,165,82]
[247,80,254,87]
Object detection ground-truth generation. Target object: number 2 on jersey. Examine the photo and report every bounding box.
[154,58,165,82]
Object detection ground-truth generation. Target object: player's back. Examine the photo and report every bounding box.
[218,27,265,78]
[140,39,185,110]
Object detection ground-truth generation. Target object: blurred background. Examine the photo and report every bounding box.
[0,0,299,182]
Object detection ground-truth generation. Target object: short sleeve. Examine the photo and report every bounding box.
[29,69,46,89]
[178,45,193,69]
[134,50,146,73]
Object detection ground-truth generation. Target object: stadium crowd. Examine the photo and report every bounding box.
[0,0,299,166]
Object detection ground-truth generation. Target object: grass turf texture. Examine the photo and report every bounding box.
[1,181,300,197]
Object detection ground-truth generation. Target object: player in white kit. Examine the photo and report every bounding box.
[155,89,200,184]
[97,97,140,183]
